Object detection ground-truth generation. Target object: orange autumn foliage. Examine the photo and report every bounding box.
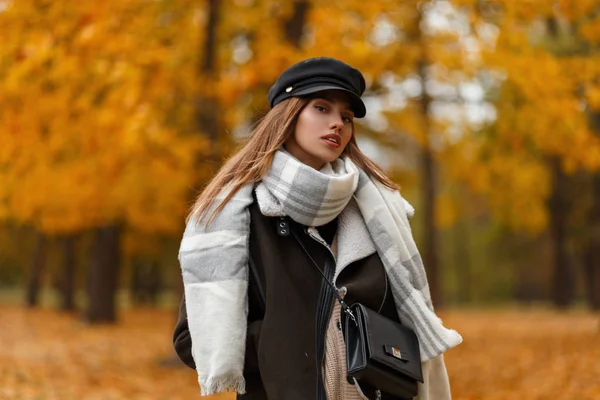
[0,0,206,239]
[2,0,600,249]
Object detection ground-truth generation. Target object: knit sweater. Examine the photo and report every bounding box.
[323,298,365,399]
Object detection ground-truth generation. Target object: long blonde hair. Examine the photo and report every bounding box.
[188,96,397,225]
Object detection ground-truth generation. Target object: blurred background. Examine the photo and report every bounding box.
[1,0,600,399]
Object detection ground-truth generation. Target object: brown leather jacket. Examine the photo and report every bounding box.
[173,201,409,400]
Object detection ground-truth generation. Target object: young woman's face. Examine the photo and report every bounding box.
[284,90,355,170]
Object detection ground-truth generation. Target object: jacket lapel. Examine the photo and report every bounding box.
[334,198,377,282]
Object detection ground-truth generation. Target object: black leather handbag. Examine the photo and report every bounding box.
[291,230,424,399]
[344,302,423,398]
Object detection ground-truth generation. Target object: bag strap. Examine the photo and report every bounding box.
[290,228,357,325]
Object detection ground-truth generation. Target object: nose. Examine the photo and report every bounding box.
[329,114,343,132]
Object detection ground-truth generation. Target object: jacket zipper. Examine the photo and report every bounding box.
[307,227,385,400]
[305,227,336,400]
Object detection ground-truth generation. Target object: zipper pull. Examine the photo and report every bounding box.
[277,217,290,236]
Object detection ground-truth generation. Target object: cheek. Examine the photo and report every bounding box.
[342,126,354,147]
[295,110,321,140]
[300,109,321,128]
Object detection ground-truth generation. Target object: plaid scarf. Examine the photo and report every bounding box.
[178,149,462,395]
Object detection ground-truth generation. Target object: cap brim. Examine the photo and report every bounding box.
[292,84,366,118]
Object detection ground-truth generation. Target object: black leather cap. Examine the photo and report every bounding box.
[268,57,367,118]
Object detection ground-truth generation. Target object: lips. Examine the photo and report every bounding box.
[321,133,341,148]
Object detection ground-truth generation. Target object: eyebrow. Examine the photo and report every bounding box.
[316,96,354,115]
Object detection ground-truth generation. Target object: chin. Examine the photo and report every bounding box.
[317,153,342,166]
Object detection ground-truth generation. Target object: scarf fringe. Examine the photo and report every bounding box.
[199,375,246,396]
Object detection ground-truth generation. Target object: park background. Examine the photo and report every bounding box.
[1,0,600,399]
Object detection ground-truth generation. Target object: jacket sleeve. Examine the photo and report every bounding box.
[173,294,196,369]
[172,289,264,373]
[414,354,452,400]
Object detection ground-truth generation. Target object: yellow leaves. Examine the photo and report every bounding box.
[436,193,458,228]
[585,83,600,112]
[383,104,428,145]
[0,0,206,241]
[488,51,569,104]
[487,156,549,233]
[485,45,600,175]
[216,75,246,108]
[443,132,551,233]
[557,0,600,22]
[1,0,598,242]
[471,3,600,230]
[579,17,600,45]
[493,158,549,232]
[564,57,600,85]
[429,43,477,77]
[562,131,600,173]
[491,24,532,53]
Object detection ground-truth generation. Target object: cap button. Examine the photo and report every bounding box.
[285,86,293,93]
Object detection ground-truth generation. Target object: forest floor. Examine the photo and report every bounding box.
[1,305,599,400]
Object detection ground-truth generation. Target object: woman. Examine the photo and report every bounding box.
[174,57,462,400]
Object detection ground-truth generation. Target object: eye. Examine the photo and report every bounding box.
[342,115,353,123]
[314,105,327,112]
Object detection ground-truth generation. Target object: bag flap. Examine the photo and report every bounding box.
[354,304,424,383]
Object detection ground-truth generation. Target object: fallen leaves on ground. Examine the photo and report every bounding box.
[442,308,600,399]
[1,305,599,399]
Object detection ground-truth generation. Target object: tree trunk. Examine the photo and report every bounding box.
[417,29,442,307]
[584,173,600,310]
[420,147,441,306]
[453,217,471,304]
[201,0,219,75]
[131,259,162,306]
[60,234,77,311]
[583,106,600,310]
[172,0,222,328]
[548,158,575,308]
[26,231,46,307]
[86,225,121,323]
[197,0,221,168]
[514,253,542,303]
[284,1,309,47]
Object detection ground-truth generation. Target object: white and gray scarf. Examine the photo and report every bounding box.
[179,149,462,396]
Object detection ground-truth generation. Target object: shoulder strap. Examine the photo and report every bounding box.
[290,228,356,324]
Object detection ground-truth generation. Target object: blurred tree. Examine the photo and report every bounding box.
[447,0,600,308]
[0,0,204,321]
[196,0,221,170]
[4,0,600,313]
[585,108,600,310]
[25,232,46,307]
[130,258,162,306]
[86,226,121,322]
[218,0,478,307]
[58,233,77,311]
